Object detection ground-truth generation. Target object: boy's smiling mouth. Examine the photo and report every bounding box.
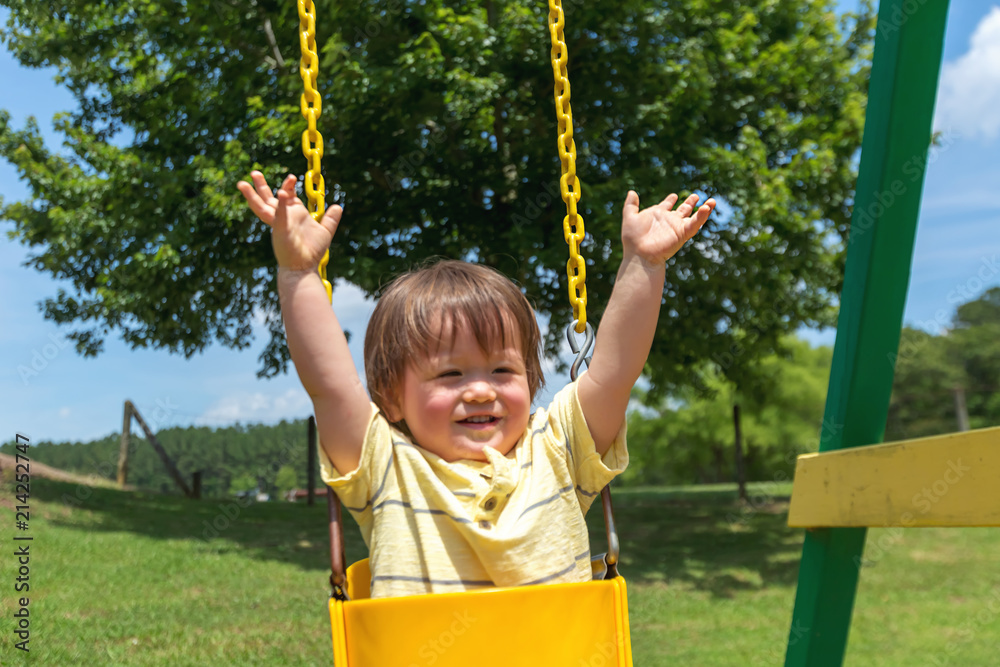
[457,415,500,428]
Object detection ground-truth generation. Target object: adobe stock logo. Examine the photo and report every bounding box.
[16,333,71,385]
[856,459,971,569]
[405,610,477,666]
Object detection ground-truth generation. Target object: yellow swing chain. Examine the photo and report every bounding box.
[549,5,612,564]
[547,0,587,334]
[297,0,333,302]
[297,0,583,321]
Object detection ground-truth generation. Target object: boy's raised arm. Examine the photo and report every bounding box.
[578,191,715,455]
[238,172,370,473]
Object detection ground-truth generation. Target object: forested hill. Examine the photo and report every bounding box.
[0,419,315,499]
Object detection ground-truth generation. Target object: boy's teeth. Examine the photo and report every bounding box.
[465,416,493,423]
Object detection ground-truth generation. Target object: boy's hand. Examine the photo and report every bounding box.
[621,190,715,265]
[237,171,343,271]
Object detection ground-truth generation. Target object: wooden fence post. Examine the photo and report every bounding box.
[126,400,194,498]
[117,401,132,487]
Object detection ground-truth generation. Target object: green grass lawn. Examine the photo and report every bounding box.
[1,477,998,665]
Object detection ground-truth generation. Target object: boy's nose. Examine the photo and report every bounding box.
[463,380,497,402]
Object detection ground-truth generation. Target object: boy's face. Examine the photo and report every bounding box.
[385,313,531,462]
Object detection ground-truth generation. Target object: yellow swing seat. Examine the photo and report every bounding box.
[330,559,632,666]
[326,491,633,667]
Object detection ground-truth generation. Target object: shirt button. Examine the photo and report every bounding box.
[483,497,497,511]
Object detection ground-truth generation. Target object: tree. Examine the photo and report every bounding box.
[228,473,258,496]
[1,418,315,499]
[623,336,832,485]
[738,337,832,475]
[886,287,1000,440]
[885,327,963,440]
[951,287,1000,428]
[274,464,299,497]
[0,0,873,391]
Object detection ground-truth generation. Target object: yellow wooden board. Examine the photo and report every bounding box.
[788,426,1000,528]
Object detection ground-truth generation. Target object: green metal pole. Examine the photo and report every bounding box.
[783,1,951,665]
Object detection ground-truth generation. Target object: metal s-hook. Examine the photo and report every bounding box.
[565,320,621,578]
[566,321,594,381]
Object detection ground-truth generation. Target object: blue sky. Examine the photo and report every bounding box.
[2,3,999,444]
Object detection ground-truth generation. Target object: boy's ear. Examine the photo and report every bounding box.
[383,393,403,423]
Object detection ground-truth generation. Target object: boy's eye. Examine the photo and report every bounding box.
[438,370,461,378]
[493,367,512,374]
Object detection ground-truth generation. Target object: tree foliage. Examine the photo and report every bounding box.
[274,464,299,495]
[0,419,315,498]
[887,287,1000,440]
[229,473,259,495]
[0,0,873,390]
[623,336,831,485]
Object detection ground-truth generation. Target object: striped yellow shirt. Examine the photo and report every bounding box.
[319,379,628,598]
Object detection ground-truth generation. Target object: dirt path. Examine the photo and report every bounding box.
[0,452,122,488]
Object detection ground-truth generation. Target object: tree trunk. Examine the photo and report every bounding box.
[712,446,725,483]
[953,385,970,432]
[733,403,747,502]
[307,416,317,506]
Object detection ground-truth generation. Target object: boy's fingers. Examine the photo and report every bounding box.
[692,200,716,227]
[624,190,640,213]
[320,205,344,237]
[250,201,276,225]
[238,181,276,224]
[679,194,700,212]
[251,172,275,203]
[275,186,294,210]
[273,188,295,225]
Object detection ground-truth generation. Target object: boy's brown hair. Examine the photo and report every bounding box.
[364,260,544,424]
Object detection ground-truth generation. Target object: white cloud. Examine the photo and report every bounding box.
[332,280,377,326]
[935,7,1000,140]
[921,186,1000,214]
[196,387,312,426]
[58,407,71,419]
